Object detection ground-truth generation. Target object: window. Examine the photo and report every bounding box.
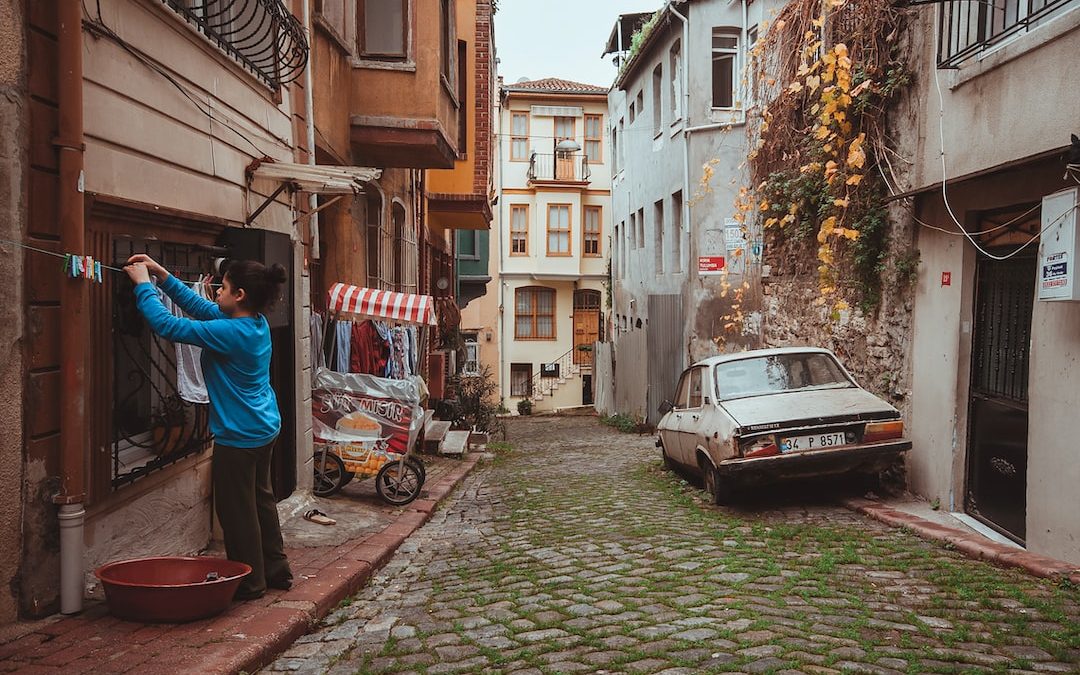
[515,287,556,339]
[712,29,739,108]
[635,89,644,118]
[747,27,758,107]
[652,64,663,135]
[629,100,636,124]
[392,202,406,290]
[462,335,479,375]
[510,204,528,255]
[457,229,480,259]
[637,207,645,248]
[583,206,601,257]
[629,211,638,250]
[614,223,621,279]
[937,0,1073,68]
[687,367,704,408]
[654,199,664,275]
[611,124,618,172]
[617,118,625,168]
[316,0,352,45]
[457,40,467,151]
[365,189,385,289]
[554,116,576,143]
[585,114,602,163]
[670,40,682,120]
[440,0,454,83]
[672,191,683,273]
[547,204,571,256]
[510,112,529,161]
[359,0,407,59]
[510,363,532,396]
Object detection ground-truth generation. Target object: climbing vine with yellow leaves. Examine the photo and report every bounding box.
[746,0,912,312]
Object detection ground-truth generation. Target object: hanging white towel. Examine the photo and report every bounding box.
[161,288,210,404]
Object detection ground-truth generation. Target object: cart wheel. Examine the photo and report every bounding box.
[406,457,426,483]
[375,460,424,506]
[341,471,356,487]
[313,452,348,497]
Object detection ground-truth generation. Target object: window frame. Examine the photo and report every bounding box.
[711,28,740,110]
[510,362,532,397]
[669,39,683,122]
[315,0,355,52]
[509,204,529,256]
[554,116,576,143]
[584,114,603,164]
[514,287,557,340]
[654,199,664,275]
[671,190,683,274]
[357,0,410,61]
[583,205,602,258]
[546,203,572,257]
[462,335,480,375]
[651,63,663,136]
[510,112,530,162]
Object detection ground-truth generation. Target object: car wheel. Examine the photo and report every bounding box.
[701,458,733,506]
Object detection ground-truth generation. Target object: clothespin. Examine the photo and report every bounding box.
[84,256,93,280]
[95,261,102,283]
[62,254,71,276]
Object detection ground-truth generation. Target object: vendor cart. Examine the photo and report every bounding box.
[311,284,437,505]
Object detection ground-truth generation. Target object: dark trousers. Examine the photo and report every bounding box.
[212,441,292,597]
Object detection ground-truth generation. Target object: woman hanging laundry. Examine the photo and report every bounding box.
[124,253,293,601]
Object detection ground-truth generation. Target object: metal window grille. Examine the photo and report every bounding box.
[164,0,309,89]
[109,239,216,489]
[935,0,1075,68]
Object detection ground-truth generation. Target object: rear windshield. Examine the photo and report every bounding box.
[713,353,854,401]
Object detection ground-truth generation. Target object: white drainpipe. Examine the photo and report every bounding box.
[58,504,85,614]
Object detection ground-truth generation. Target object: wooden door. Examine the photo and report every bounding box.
[573,310,599,365]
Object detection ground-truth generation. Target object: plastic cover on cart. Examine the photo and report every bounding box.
[312,367,424,455]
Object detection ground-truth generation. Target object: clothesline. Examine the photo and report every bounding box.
[0,238,223,287]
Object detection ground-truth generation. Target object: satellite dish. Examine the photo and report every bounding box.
[436,276,451,291]
[516,76,530,83]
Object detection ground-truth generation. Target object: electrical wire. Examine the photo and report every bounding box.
[931,9,1064,262]
[914,202,1041,237]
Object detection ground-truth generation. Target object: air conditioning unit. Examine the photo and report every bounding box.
[1038,187,1080,301]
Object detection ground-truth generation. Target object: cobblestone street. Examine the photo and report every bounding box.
[266,417,1079,674]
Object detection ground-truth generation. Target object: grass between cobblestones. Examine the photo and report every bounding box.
[265,417,1079,675]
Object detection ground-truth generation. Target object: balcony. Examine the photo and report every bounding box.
[528,153,592,185]
[934,0,1075,68]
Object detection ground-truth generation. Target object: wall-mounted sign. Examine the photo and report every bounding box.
[698,256,726,275]
[541,363,560,378]
[941,272,951,287]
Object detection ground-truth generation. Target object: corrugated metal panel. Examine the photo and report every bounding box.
[530,105,584,118]
[614,330,648,421]
[646,295,684,426]
[593,342,615,416]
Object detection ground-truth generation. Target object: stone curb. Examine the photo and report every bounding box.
[843,497,1080,585]
[227,452,484,675]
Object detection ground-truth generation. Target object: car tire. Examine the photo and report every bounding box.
[660,443,674,471]
[701,458,733,506]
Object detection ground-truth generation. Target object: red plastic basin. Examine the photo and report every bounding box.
[94,556,251,623]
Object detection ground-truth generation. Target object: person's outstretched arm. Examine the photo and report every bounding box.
[133,281,237,352]
[126,253,224,321]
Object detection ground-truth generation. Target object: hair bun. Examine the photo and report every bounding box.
[267,263,287,285]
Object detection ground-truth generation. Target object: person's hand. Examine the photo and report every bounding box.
[124,262,152,286]
[126,254,169,280]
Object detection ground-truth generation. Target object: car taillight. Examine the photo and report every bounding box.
[864,420,904,442]
[742,437,779,458]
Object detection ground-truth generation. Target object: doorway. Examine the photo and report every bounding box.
[966,252,1035,543]
[573,290,601,366]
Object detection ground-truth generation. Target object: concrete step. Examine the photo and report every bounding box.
[423,420,451,454]
[440,430,469,456]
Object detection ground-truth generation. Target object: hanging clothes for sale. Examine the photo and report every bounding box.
[160,285,209,404]
[387,326,413,380]
[334,319,352,372]
[349,320,388,375]
[309,311,326,370]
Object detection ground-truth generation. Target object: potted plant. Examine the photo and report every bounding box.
[517,398,533,416]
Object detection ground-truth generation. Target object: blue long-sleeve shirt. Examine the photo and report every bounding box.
[134,275,281,449]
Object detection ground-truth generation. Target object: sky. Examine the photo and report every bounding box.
[494,0,658,88]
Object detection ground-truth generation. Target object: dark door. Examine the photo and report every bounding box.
[966,254,1035,543]
[582,374,593,406]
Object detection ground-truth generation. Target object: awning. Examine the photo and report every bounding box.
[328,283,438,327]
[250,161,382,194]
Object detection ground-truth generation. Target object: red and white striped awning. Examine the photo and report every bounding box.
[327,283,438,327]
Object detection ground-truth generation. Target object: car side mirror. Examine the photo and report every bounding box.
[658,400,674,415]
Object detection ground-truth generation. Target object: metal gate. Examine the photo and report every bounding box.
[646,295,684,427]
[966,253,1035,543]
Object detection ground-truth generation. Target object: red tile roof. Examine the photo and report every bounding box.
[503,77,608,95]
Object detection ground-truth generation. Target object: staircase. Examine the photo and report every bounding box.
[528,346,593,403]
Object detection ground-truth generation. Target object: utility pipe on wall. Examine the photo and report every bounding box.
[301,0,319,258]
[56,0,87,615]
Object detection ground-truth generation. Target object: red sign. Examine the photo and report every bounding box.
[941,272,952,287]
[698,256,726,276]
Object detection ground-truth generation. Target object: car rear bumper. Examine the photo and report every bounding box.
[717,440,911,482]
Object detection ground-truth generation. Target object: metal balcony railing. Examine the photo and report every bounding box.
[933,0,1075,68]
[162,0,309,88]
[527,153,592,183]
[528,345,595,400]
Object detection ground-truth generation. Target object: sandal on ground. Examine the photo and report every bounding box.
[303,509,337,526]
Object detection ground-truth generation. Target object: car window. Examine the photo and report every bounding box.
[687,367,704,408]
[673,371,692,410]
[714,353,854,400]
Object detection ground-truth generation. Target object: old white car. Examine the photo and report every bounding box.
[656,347,910,503]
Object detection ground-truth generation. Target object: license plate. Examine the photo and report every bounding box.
[780,432,846,453]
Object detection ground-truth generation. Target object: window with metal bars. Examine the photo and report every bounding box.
[935,0,1072,68]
